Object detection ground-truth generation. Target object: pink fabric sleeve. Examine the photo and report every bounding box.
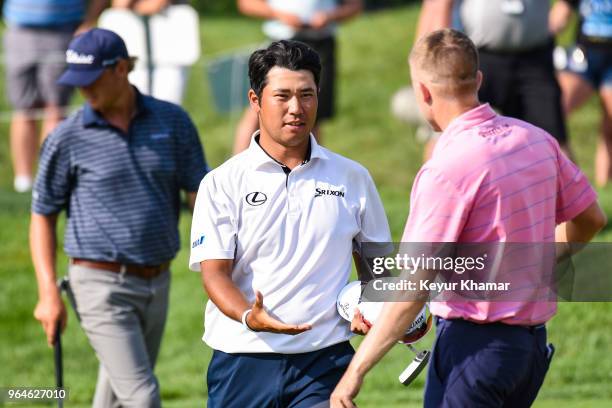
[555,147,597,224]
[402,167,471,242]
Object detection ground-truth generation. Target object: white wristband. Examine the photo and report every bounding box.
[241,308,255,332]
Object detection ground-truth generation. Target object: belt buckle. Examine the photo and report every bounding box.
[119,264,127,276]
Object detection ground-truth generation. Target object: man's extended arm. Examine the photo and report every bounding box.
[30,213,66,346]
[200,259,312,334]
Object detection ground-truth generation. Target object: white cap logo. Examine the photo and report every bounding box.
[66,49,95,64]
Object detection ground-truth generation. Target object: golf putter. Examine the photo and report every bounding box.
[398,343,431,386]
[54,279,67,408]
[53,277,79,407]
[53,320,63,408]
[398,313,433,386]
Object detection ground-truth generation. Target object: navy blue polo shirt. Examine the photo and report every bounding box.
[32,90,208,265]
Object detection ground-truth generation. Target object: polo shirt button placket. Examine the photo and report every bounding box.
[286,173,301,215]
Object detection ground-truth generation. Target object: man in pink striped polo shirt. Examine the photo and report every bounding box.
[331,29,607,408]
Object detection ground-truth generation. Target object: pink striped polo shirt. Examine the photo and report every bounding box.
[402,104,597,325]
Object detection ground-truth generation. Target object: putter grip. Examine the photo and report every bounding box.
[54,320,64,408]
[55,278,66,408]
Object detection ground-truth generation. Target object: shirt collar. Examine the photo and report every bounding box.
[247,130,329,170]
[82,86,150,128]
[434,103,497,154]
[441,103,497,138]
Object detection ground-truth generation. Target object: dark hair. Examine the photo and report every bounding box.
[248,40,321,99]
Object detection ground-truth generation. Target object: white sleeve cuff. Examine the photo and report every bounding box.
[189,249,235,272]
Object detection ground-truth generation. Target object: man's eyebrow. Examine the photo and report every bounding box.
[271,86,317,93]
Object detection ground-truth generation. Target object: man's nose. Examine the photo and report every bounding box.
[287,95,303,114]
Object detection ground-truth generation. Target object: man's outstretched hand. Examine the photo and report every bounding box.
[246,291,312,335]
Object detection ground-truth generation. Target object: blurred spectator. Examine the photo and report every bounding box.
[550,0,612,187]
[233,0,363,154]
[415,0,570,161]
[3,0,106,192]
[104,0,200,105]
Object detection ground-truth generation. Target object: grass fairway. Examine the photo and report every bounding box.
[1,4,611,407]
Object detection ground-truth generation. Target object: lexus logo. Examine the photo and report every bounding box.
[245,192,267,206]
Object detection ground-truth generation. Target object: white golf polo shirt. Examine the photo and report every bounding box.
[189,133,391,354]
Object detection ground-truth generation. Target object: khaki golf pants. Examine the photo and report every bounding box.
[69,264,170,408]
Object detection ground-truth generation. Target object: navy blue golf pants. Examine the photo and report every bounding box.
[206,341,354,408]
[424,317,553,408]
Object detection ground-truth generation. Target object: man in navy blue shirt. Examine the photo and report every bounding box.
[30,28,208,407]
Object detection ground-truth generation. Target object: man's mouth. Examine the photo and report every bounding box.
[284,121,305,128]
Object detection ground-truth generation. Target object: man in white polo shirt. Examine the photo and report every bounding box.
[189,40,391,407]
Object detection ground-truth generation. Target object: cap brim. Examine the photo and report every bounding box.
[57,68,105,87]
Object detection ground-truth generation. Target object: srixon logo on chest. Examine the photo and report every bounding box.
[315,187,345,198]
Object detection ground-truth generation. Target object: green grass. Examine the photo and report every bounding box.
[1,4,612,407]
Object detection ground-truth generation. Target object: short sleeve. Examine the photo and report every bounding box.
[189,174,237,271]
[555,148,597,224]
[355,171,392,257]
[176,109,208,192]
[31,132,72,215]
[402,168,471,242]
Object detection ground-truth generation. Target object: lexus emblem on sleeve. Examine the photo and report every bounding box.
[245,192,267,206]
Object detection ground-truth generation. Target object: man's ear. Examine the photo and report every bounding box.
[418,81,433,106]
[115,59,130,77]
[248,89,261,113]
[476,70,483,92]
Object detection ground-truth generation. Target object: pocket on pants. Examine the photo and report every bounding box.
[68,265,123,317]
[429,318,449,384]
[69,264,122,285]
